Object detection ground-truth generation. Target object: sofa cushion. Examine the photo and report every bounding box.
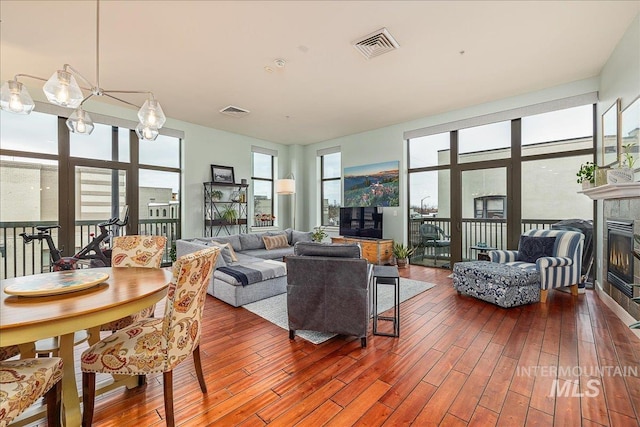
[239,233,266,250]
[263,234,289,250]
[291,230,313,245]
[294,242,361,258]
[518,235,556,263]
[210,235,242,252]
[241,247,292,260]
[284,228,294,244]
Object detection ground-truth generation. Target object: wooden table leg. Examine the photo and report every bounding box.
[59,333,81,427]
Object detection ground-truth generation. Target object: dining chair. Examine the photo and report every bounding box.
[99,235,167,332]
[0,357,63,427]
[81,246,219,427]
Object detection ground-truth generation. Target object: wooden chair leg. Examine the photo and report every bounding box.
[45,380,62,427]
[81,372,96,427]
[193,345,207,394]
[163,371,175,427]
[570,284,579,296]
[540,289,548,304]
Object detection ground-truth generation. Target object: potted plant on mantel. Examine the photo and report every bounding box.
[393,242,415,269]
[607,142,637,184]
[576,161,596,189]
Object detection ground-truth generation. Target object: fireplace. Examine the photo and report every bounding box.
[607,220,634,298]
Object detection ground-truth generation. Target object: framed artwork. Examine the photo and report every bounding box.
[601,98,620,166]
[211,165,235,184]
[343,160,399,207]
[620,95,639,171]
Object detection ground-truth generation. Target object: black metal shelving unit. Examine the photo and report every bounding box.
[203,182,248,236]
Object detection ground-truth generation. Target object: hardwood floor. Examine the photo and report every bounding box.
[66,266,640,426]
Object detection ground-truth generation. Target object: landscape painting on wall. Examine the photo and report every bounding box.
[344,161,399,207]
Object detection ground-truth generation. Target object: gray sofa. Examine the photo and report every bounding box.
[176,229,313,307]
[286,242,372,347]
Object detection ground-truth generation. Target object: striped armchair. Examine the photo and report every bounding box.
[488,229,584,303]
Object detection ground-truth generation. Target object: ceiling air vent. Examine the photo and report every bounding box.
[219,105,250,117]
[352,27,399,60]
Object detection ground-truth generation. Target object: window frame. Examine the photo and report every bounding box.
[320,152,342,227]
[251,151,275,227]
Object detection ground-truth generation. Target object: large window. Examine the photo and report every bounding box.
[0,107,182,278]
[252,150,274,227]
[407,101,595,266]
[320,151,341,226]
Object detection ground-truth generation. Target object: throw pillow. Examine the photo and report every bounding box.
[518,236,556,263]
[207,241,238,264]
[263,234,289,250]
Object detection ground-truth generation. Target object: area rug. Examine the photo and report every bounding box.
[242,278,435,344]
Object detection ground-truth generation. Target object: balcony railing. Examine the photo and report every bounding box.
[0,219,179,279]
[409,217,561,265]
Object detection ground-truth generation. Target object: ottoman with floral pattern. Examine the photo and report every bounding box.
[452,261,541,308]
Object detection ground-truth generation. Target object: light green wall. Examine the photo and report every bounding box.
[595,13,640,284]
[304,77,600,244]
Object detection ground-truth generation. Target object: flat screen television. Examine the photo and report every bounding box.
[339,207,383,239]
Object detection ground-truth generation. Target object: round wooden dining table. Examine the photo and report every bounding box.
[0,266,173,427]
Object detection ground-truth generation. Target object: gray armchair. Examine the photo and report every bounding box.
[286,242,372,347]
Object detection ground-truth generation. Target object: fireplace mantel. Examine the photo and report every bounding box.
[579,182,640,200]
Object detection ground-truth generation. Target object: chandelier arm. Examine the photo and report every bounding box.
[102,92,141,108]
[103,89,155,99]
[79,94,95,106]
[13,73,48,83]
[63,64,94,90]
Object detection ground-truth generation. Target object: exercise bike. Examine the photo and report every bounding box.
[20,207,128,271]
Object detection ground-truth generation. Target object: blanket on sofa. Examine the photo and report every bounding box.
[216,260,287,287]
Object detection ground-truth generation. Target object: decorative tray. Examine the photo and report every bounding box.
[4,270,109,297]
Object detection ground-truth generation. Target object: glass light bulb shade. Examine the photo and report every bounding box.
[0,80,35,114]
[137,99,166,128]
[136,123,159,141]
[276,178,295,194]
[43,70,83,108]
[66,108,94,135]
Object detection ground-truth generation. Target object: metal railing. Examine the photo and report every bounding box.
[409,217,561,264]
[0,219,179,279]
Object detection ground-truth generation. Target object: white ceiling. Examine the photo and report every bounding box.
[1,1,638,145]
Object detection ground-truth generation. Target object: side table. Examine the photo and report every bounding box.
[372,265,400,337]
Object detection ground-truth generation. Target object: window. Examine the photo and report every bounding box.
[474,196,507,219]
[252,149,274,226]
[320,151,341,226]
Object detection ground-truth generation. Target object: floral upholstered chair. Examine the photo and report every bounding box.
[81,247,219,427]
[0,357,63,427]
[99,235,167,332]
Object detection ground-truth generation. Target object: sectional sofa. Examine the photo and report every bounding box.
[176,229,313,306]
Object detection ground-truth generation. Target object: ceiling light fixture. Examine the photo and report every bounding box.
[0,0,166,140]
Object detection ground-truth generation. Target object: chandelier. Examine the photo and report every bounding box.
[0,0,165,140]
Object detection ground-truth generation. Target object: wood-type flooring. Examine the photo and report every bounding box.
[44,265,640,426]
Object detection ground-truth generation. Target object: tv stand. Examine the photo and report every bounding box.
[331,236,393,265]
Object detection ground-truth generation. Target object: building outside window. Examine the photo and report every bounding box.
[320,149,341,226]
[252,148,275,227]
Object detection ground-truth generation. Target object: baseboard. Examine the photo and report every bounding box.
[595,280,640,339]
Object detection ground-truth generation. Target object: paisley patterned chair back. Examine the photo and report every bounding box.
[111,235,167,268]
[162,247,217,369]
[100,235,167,332]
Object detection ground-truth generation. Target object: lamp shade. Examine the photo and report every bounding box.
[66,108,94,135]
[137,98,166,129]
[275,178,295,195]
[0,80,35,114]
[136,123,159,141]
[43,70,84,108]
